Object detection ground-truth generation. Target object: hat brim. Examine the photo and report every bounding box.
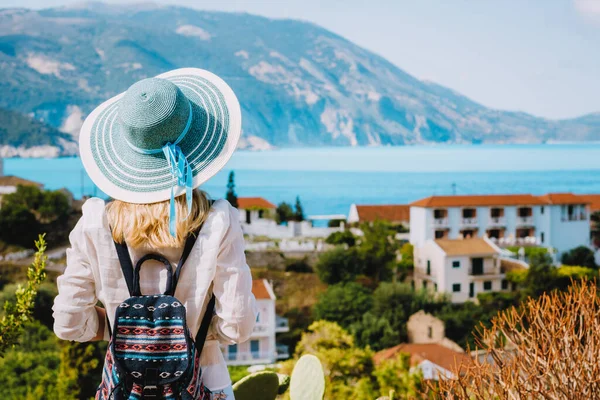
[79,68,241,204]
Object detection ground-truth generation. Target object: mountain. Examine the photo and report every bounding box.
[0,107,77,157]
[0,3,598,153]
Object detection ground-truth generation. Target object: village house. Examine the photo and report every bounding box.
[237,197,277,225]
[223,279,290,366]
[414,237,512,303]
[409,193,591,257]
[0,175,44,205]
[347,204,410,227]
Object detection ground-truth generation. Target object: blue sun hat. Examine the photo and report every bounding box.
[79,68,242,235]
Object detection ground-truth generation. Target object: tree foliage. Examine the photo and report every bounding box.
[293,196,305,222]
[358,221,400,283]
[315,247,363,285]
[325,230,356,247]
[314,282,373,328]
[276,202,295,224]
[0,234,47,355]
[561,245,597,269]
[225,171,238,208]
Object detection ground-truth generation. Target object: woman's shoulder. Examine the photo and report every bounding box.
[80,197,109,230]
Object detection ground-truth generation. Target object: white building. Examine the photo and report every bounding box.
[238,197,342,239]
[414,237,511,303]
[409,193,591,257]
[223,279,290,366]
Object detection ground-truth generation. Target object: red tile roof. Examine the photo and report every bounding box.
[538,193,591,205]
[237,197,276,209]
[374,343,473,374]
[252,279,275,300]
[355,204,410,223]
[435,238,499,256]
[0,176,43,188]
[411,194,547,208]
[582,195,600,212]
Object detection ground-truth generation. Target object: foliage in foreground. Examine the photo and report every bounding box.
[0,234,47,355]
[432,279,600,399]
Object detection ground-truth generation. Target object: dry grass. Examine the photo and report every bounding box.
[431,279,600,399]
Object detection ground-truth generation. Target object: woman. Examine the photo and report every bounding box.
[53,68,257,399]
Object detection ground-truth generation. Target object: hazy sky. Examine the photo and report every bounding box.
[2,0,600,120]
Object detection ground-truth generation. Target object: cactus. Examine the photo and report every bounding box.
[232,370,280,400]
[289,354,325,400]
[277,373,291,394]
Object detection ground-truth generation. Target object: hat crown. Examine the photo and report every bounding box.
[118,78,191,152]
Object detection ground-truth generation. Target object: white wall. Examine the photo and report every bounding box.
[347,204,359,224]
[549,205,591,256]
[410,207,430,245]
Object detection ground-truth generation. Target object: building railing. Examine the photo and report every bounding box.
[433,218,448,226]
[489,217,505,225]
[276,344,290,360]
[252,324,269,334]
[275,316,290,333]
[461,217,478,226]
[227,351,275,363]
[562,213,587,222]
[517,216,534,225]
[489,236,540,247]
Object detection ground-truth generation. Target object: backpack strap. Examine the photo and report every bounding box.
[114,240,136,296]
[196,294,216,349]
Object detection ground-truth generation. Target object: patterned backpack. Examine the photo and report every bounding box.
[96,231,215,400]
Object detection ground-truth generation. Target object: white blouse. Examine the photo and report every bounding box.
[52,198,257,391]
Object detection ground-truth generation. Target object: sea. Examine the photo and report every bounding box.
[5,144,600,219]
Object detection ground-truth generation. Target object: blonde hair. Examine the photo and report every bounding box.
[106,189,211,250]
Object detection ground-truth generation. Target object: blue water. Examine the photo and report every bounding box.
[5,144,600,217]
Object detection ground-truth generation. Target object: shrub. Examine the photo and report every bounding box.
[284,258,313,273]
[325,230,356,247]
[314,282,373,328]
[432,279,600,399]
[561,246,597,269]
[315,247,363,284]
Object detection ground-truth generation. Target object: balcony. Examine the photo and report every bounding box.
[461,217,478,226]
[276,316,290,333]
[488,217,505,226]
[489,236,540,247]
[517,216,534,226]
[276,344,290,360]
[226,351,276,366]
[433,218,449,227]
[252,324,270,336]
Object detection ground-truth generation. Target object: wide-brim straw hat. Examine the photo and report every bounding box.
[79,68,241,204]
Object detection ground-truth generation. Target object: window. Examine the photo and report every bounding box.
[501,279,509,290]
[426,260,431,275]
[541,206,545,214]
[258,209,264,219]
[427,326,433,339]
[452,260,460,268]
[250,340,260,359]
[435,230,445,239]
[472,258,484,275]
[245,210,251,224]
[469,282,475,298]
[568,205,575,220]
[541,232,545,243]
[488,229,502,239]
[434,209,447,219]
[423,281,428,289]
[518,207,532,217]
[228,344,238,361]
[256,312,260,323]
[483,281,492,291]
[434,283,438,292]
[490,208,503,218]
[452,283,461,292]
[463,208,476,218]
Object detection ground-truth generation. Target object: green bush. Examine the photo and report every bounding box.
[325,230,356,247]
[314,282,373,329]
[315,247,363,285]
[561,246,597,269]
[285,258,313,273]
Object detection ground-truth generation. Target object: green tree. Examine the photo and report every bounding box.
[351,312,397,351]
[524,252,558,297]
[276,202,295,224]
[314,282,373,328]
[561,246,597,269]
[357,221,400,283]
[373,353,424,399]
[39,190,70,223]
[0,202,40,247]
[289,321,376,399]
[315,247,364,285]
[293,196,305,222]
[225,171,238,208]
[325,230,356,247]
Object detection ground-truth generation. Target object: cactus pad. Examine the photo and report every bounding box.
[289,354,325,400]
[277,373,291,394]
[232,370,280,400]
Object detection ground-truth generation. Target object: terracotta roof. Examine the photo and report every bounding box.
[374,343,473,374]
[435,238,499,256]
[500,258,528,273]
[237,197,276,209]
[252,279,275,300]
[411,194,548,208]
[355,204,410,223]
[538,193,591,205]
[582,195,600,212]
[0,175,43,188]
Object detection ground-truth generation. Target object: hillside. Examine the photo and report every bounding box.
[0,3,598,152]
[0,107,76,157]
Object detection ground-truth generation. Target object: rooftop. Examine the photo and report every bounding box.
[538,193,591,205]
[374,343,473,374]
[237,197,276,210]
[252,279,275,300]
[582,194,600,212]
[354,204,410,222]
[435,238,499,256]
[411,194,547,208]
[0,175,43,188]
[500,258,528,273]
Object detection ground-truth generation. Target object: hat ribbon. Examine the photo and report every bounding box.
[162,143,193,237]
